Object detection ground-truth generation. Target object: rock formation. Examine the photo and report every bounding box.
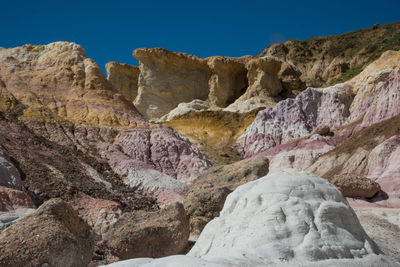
[106,61,140,102]
[2,23,400,266]
[0,199,94,267]
[133,48,211,119]
[163,109,260,165]
[261,22,400,87]
[158,99,209,122]
[104,202,189,260]
[0,42,212,204]
[207,56,248,108]
[184,156,269,236]
[238,83,353,157]
[0,42,141,127]
[0,42,213,264]
[102,170,397,267]
[239,51,400,208]
[223,56,284,113]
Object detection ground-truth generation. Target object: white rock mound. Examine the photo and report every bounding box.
[102,170,398,267]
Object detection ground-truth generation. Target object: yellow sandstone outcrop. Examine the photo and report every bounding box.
[106,61,140,102]
[133,48,211,119]
[0,42,143,127]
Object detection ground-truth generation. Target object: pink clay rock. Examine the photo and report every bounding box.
[0,186,35,211]
[238,84,353,157]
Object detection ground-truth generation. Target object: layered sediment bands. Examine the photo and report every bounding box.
[0,42,213,206]
[307,116,400,207]
[0,114,157,210]
[133,48,211,119]
[239,51,400,207]
[106,61,140,102]
[238,84,353,157]
[164,109,261,165]
[0,42,141,127]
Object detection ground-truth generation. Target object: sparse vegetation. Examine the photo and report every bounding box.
[329,64,363,85]
[262,22,400,86]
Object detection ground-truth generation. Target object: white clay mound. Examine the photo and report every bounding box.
[102,169,399,267]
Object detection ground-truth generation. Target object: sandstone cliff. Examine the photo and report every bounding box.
[106,61,140,102]
[133,48,212,119]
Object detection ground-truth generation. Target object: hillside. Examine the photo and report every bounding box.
[262,21,400,86]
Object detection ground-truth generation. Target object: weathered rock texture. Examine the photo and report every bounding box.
[262,22,400,87]
[106,61,140,102]
[163,109,260,165]
[133,48,211,119]
[0,199,94,267]
[184,156,269,236]
[0,42,141,127]
[207,56,248,108]
[238,83,353,157]
[104,202,189,260]
[0,42,212,205]
[132,47,294,119]
[102,170,397,267]
[0,42,215,265]
[224,56,284,113]
[355,207,400,263]
[331,174,381,198]
[307,117,400,207]
[239,51,400,208]
[158,99,209,122]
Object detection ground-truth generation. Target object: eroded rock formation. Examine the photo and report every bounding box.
[207,56,248,108]
[104,202,189,260]
[133,48,211,119]
[0,199,94,267]
[106,61,140,102]
[184,156,269,236]
[103,170,397,267]
[239,51,400,208]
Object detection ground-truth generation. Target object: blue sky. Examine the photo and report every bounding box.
[1,0,399,73]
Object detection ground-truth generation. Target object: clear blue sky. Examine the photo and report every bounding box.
[1,0,399,74]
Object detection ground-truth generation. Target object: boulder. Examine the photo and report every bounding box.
[104,202,189,260]
[331,174,381,198]
[106,61,140,102]
[184,156,269,235]
[0,198,94,267]
[133,48,211,119]
[101,170,396,267]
